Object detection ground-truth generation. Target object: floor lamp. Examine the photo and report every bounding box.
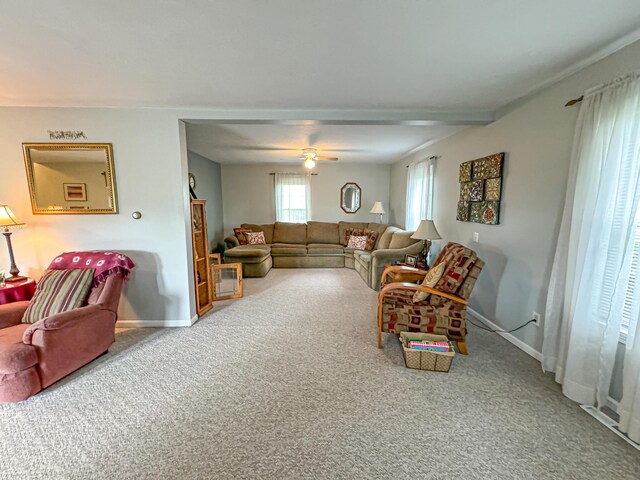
[0,205,26,282]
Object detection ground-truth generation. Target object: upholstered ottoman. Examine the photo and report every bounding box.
[223,245,272,277]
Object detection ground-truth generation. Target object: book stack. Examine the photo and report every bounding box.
[407,339,450,352]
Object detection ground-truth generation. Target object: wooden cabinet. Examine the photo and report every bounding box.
[190,199,213,316]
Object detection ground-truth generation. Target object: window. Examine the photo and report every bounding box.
[621,212,640,341]
[274,173,310,223]
[405,158,435,230]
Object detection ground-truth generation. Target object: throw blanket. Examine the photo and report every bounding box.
[48,251,135,287]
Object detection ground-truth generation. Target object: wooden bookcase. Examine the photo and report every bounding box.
[190,199,213,316]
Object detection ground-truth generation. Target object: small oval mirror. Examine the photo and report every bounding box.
[340,182,361,214]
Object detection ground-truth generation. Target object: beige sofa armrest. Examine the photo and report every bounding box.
[371,242,421,262]
[369,241,424,290]
[224,235,240,249]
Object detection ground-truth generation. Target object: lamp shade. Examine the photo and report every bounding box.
[369,201,385,214]
[411,219,441,240]
[0,205,25,230]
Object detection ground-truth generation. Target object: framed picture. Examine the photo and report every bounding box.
[63,183,87,201]
[404,254,418,267]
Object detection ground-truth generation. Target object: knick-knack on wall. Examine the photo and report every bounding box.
[457,152,504,225]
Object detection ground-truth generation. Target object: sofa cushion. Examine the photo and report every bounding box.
[367,223,389,248]
[306,221,340,244]
[273,222,307,244]
[307,244,344,255]
[224,245,271,263]
[270,243,307,255]
[241,224,275,244]
[378,226,402,250]
[388,231,418,250]
[354,251,372,266]
[338,222,369,245]
[22,269,95,325]
[0,324,37,374]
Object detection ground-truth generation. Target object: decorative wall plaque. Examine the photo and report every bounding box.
[456,152,504,224]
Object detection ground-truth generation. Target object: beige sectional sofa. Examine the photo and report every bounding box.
[224,221,424,290]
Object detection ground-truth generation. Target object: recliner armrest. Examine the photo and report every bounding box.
[22,304,114,344]
[378,282,467,306]
[0,301,30,329]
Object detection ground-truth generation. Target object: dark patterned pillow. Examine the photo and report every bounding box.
[22,269,95,324]
[234,227,253,245]
[363,229,379,251]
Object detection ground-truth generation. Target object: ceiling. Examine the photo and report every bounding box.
[3,1,639,165]
[0,1,639,111]
[186,123,466,164]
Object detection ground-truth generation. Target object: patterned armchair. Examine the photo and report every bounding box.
[377,242,484,354]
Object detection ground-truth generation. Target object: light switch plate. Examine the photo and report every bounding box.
[473,232,479,242]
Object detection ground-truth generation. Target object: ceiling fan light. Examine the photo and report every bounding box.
[304,158,316,169]
[302,147,317,159]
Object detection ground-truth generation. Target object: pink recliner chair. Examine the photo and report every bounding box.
[0,251,133,403]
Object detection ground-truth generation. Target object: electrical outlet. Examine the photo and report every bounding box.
[473,232,479,242]
[532,312,542,326]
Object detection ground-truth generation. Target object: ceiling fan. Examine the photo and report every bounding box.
[299,148,338,169]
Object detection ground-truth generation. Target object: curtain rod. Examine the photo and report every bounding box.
[565,95,584,107]
[269,172,318,175]
[406,155,440,168]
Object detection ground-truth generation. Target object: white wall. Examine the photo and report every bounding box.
[221,162,391,234]
[187,151,225,248]
[0,108,193,325]
[389,39,640,353]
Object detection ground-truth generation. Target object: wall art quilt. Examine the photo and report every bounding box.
[457,152,504,225]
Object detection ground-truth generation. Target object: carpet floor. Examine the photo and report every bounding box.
[1,269,638,479]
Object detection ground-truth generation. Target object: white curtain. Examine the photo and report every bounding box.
[275,173,311,223]
[405,158,435,230]
[542,72,640,442]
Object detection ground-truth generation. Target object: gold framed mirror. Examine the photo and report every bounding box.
[23,143,118,214]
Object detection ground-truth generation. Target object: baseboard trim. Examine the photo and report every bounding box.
[467,308,543,362]
[581,405,640,451]
[116,319,194,328]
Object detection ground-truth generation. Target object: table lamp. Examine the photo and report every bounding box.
[411,219,441,267]
[0,205,26,282]
[370,201,385,222]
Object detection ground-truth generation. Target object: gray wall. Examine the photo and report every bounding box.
[389,39,640,354]
[187,151,225,249]
[0,107,193,324]
[221,162,391,234]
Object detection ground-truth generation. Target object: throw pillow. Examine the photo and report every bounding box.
[234,227,253,245]
[245,231,266,245]
[22,269,95,324]
[347,235,368,250]
[363,229,379,251]
[344,227,367,245]
[412,262,446,303]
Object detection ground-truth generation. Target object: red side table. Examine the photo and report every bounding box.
[0,278,36,305]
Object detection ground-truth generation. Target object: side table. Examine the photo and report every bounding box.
[0,278,36,305]
[381,264,428,286]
